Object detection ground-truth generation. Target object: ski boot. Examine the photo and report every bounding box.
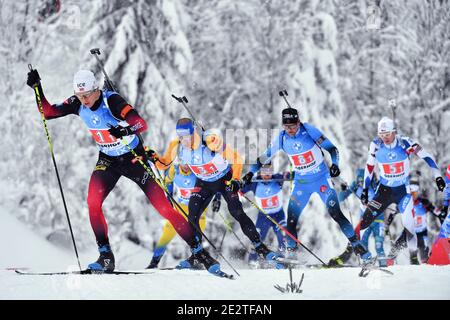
[285,246,298,260]
[409,251,420,265]
[378,255,388,267]
[255,242,285,269]
[353,241,372,261]
[328,243,353,267]
[176,254,203,270]
[146,255,162,269]
[88,244,115,273]
[193,247,221,275]
[147,247,166,269]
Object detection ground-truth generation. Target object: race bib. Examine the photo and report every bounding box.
[178,187,201,200]
[190,163,219,178]
[260,195,280,209]
[291,150,315,168]
[90,129,117,145]
[381,161,405,178]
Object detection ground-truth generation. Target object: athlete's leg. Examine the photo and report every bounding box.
[87,158,121,247]
[286,181,312,250]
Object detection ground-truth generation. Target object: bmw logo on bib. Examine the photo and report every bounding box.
[293,142,302,151]
[387,152,397,160]
[91,115,100,126]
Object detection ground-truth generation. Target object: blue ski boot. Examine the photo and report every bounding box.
[191,244,221,274]
[353,241,372,261]
[255,242,285,269]
[175,254,203,270]
[88,244,115,273]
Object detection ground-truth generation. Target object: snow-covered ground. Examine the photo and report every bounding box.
[1,209,449,300]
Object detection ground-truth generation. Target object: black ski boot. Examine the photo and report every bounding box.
[194,248,221,274]
[328,243,354,267]
[88,244,115,273]
[410,251,420,265]
[353,241,372,261]
[146,255,162,269]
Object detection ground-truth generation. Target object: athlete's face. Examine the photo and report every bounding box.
[179,164,190,173]
[412,191,418,200]
[283,121,300,137]
[76,89,101,108]
[379,131,396,144]
[260,168,273,180]
[179,134,194,148]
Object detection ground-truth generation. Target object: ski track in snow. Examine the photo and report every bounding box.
[1,199,449,300]
[2,266,450,300]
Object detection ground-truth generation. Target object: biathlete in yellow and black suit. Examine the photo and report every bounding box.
[147,163,218,269]
[150,118,285,268]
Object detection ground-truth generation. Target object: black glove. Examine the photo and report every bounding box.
[145,148,158,163]
[340,183,348,191]
[436,176,446,191]
[27,69,41,88]
[225,179,242,193]
[242,172,254,186]
[108,125,133,139]
[329,164,340,177]
[360,188,369,205]
[438,206,448,224]
[212,197,221,212]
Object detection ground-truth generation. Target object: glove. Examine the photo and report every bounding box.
[225,179,242,193]
[436,176,446,191]
[242,172,254,186]
[212,197,221,212]
[108,125,133,139]
[436,206,448,224]
[145,148,158,163]
[340,183,348,191]
[329,164,340,177]
[27,69,41,88]
[360,188,369,205]
[384,228,390,237]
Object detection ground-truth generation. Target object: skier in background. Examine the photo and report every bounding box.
[243,107,373,263]
[432,164,450,243]
[151,118,285,268]
[358,117,445,263]
[26,69,220,274]
[240,163,290,267]
[329,168,387,267]
[147,163,219,269]
[384,182,439,264]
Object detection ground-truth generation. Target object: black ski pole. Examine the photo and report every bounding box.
[89,48,118,92]
[171,94,252,254]
[120,140,240,276]
[29,64,82,272]
[171,94,206,131]
[279,90,293,108]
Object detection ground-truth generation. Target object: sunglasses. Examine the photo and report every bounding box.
[283,123,299,130]
[378,131,394,138]
[75,89,97,100]
[179,135,192,142]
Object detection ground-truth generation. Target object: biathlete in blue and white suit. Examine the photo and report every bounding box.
[434,164,450,242]
[243,107,372,261]
[329,169,388,267]
[241,163,290,264]
[359,117,446,260]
